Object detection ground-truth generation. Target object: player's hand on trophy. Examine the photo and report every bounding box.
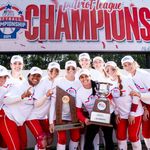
[128,115,135,125]
[84,118,91,125]
[49,123,55,133]
[46,89,53,97]
[21,87,32,99]
[116,114,120,124]
[130,91,141,98]
[143,108,149,121]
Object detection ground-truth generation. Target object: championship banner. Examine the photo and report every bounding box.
[0,0,150,52]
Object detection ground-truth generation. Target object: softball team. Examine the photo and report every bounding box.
[0,54,149,150]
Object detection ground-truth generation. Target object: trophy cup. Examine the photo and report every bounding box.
[55,86,83,131]
[90,82,113,127]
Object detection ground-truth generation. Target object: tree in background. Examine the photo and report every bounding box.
[0,53,148,69]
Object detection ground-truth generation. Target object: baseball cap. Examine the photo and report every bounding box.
[10,55,23,64]
[79,69,90,78]
[93,56,104,62]
[105,61,117,68]
[79,53,91,61]
[29,67,43,76]
[65,60,77,69]
[121,56,134,65]
[48,62,60,71]
[0,65,9,76]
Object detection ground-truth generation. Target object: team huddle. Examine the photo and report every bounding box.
[0,53,150,150]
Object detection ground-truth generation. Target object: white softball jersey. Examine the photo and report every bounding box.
[49,77,81,124]
[109,75,143,119]
[94,69,110,83]
[27,76,56,120]
[8,74,25,86]
[76,87,98,115]
[132,69,150,104]
[2,80,36,126]
[0,79,13,109]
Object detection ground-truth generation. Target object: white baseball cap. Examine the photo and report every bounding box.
[65,60,77,69]
[79,53,91,61]
[0,65,9,76]
[48,62,60,71]
[79,69,90,78]
[105,61,117,68]
[10,55,23,64]
[121,56,134,65]
[93,56,104,62]
[29,67,43,76]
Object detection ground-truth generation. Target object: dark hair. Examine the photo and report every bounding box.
[91,80,97,96]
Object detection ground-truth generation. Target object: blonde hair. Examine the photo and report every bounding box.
[134,61,140,69]
[105,66,123,96]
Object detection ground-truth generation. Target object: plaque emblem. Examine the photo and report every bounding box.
[97,102,106,111]
[62,95,70,103]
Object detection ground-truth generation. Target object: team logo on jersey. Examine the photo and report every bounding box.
[111,87,120,98]
[85,94,98,103]
[134,83,146,92]
[0,4,27,39]
[66,87,76,97]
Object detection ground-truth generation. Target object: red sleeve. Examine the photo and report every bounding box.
[131,103,138,112]
[106,93,113,101]
[76,107,86,123]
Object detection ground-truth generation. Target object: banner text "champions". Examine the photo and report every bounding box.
[25,4,150,42]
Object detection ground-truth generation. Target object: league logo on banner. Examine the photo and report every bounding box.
[0,4,27,39]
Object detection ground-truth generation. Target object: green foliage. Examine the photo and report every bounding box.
[0,53,149,69]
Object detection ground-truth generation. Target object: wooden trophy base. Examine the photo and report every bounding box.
[55,122,84,131]
[55,87,83,131]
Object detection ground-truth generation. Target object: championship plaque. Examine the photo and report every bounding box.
[55,86,83,131]
[90,82,113,127]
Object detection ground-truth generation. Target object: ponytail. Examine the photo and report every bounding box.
[117,75,123,96]
[91,80,97,96]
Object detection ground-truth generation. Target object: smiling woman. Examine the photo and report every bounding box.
[0,76,7,86]
[76,68,102,150]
